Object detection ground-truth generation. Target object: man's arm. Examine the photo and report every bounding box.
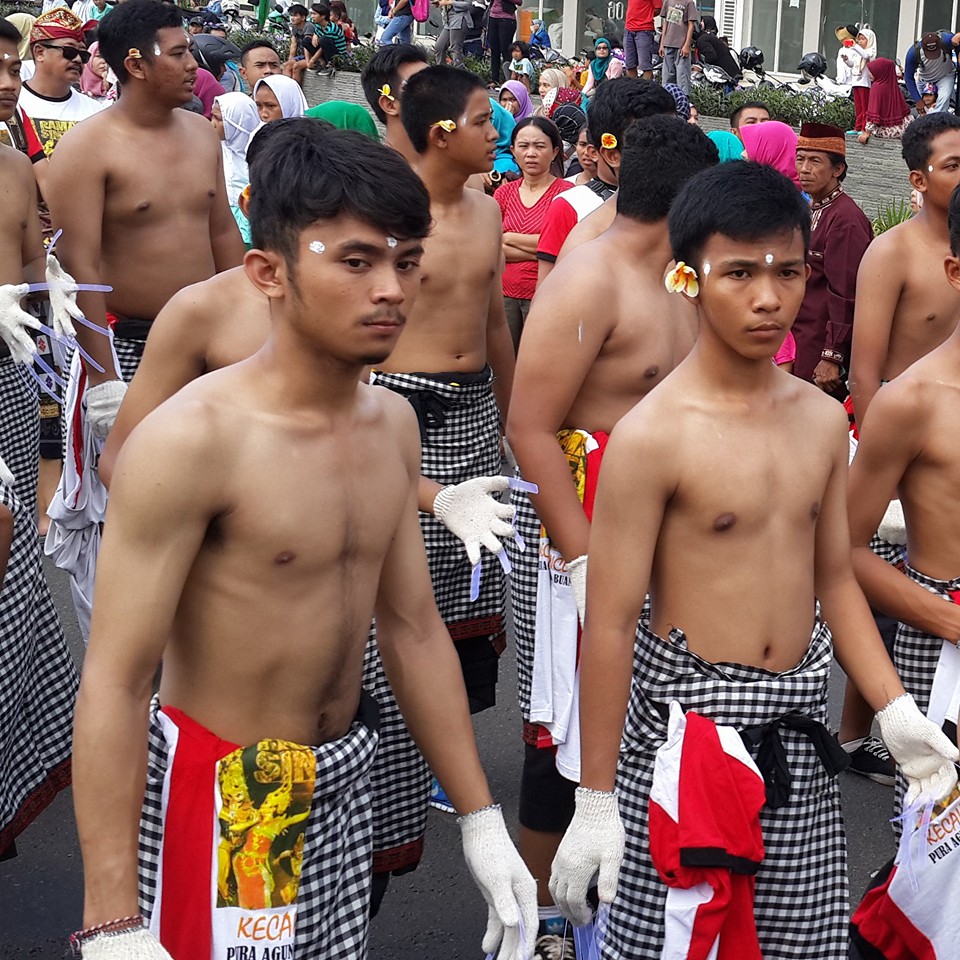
[903,44,921,106]
[486,242,515,420]
[209,146,245,272]
[44,127,120,383]
[506,273,611,562]
[849,234,904,424]
[73,403,223,925]
[848,381,960,638]
[681,9,694,56]
[0,503,11,590]
[98,285,212,488]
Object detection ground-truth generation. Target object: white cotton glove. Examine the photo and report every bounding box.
[550,787,625,926]
[459,804,537,960]
[877,693,960,805]
[85,379,128,439]
[0,283,39,364]
[78,927,174,959]
[433,476,515,566]
[46,252,86,341]
[878,499,907,546]
[567,554,587,626]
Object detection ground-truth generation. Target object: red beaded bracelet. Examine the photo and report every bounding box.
[69,915,146,957]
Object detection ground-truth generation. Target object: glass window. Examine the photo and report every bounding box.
[750,0,778,69]
[778,0,806,72]
[922,0,956,35]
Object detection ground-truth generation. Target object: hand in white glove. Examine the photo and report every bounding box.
[550,787,625,926]
[0,283,39,364]
[77,927,174,959]
[877,499,907,546]
[877,693,960,805]
[567,554,587,626]
[459,804,537,960]
[433,476,515,566]
[86,379,128,440]
[46,252,85,341]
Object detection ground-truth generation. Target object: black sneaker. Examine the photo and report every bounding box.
[534,932,576,960]
[846,735,895,786]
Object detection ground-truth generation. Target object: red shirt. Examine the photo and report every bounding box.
[626,0,661,32]
[496,176,573,300]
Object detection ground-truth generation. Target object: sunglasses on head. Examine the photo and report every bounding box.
[39,42,91,64]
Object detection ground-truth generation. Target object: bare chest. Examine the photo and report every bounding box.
[893,257,960,358]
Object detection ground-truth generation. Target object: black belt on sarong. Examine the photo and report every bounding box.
[112,317,153,341]
[739,713,850,809]
[386,367,492,443]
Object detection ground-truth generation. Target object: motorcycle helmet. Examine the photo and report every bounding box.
[191,34,242,78]
[551,102,588,143]
[739,45,764,70]
[797,51,828,78]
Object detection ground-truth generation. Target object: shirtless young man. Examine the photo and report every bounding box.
[360,43,428,162]
[70,121,536,960]
[848,185,960,825]
[839,112,960,774]
[548,162,958,960]
[505,116,716,952]
[44,0,244,436]
[534,79,675,285]
[96,121,520,913]
[374,65,514,720]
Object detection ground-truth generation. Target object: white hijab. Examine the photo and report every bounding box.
[249,76,309,151]
[215,92,261,205]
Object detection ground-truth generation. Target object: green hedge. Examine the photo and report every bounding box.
[691,85,856,130]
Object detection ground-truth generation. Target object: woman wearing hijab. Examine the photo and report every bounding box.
[859,57,911,144]
[253,74,308,124]
[79,41,113,102]
[211,92,260,246]
[837,25,876,133]
[498,79,533,120]
[707,129,744,163]
[305,100,380,140]
[740,120,802,188]
[582,37,623,99]
[3,12,35,62]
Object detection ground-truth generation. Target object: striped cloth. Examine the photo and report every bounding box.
[606,617,848,960]
[0,356,40,520]
[509,484,541,724]
[0,478,77,855]
[139,693,380,958]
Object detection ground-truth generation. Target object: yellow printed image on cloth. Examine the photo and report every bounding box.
[555,429,594,505]
[216,739,316,911]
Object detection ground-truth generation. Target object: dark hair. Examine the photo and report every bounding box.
[360,43,428,123]
[0,18,22,47]
[240,39,281,66]
[400,65,486,154]
[98,0,183,83]
[512,116,563,155]
[730,100,771,128]
[825,150,847,182]
[701,14,718,32]
[617,116,719,222]
[586,78,675,150]
[288,4,309,15]
[948,183,960,256]
[510,40,530,58]
[668,162,811,270]
[311,4,331,17]
[248,119,431,268]
[902,112,960,172]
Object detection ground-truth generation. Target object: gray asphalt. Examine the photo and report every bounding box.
[0,560,896,958]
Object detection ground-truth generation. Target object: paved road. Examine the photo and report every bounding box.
[0,561,896,958]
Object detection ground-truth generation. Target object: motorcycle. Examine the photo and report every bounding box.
[787,51,851,101]
[692,61,737,93]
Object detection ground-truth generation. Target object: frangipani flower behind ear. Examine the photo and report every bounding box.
[379,84,394,100]
[433,119,457,132]
[128,47,142,59]
[600,133,617,149]
[665,262,699,297]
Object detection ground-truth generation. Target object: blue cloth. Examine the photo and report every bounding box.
[379,12,413,44]
[489,97,520,174]
[531,24,550,48]
[903,31,956,102]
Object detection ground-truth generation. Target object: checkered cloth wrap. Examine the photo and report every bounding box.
[362,624,430,875]
[605,617,848,960]
[0,479,77,854]
[870,533,906,567]
[509,485,541,722]
[0,357,40,519]
[891,563,960,831]
[370,368,507,708]
[113,335,147,384]
[139,693,380,957]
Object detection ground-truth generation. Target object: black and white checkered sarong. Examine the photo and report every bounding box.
[362,625,430,875]
[0,480,77,853]
[509,487,541,722]
[891,563,960,825]
[371,368,506,711]
[606,617,848,960]
[0,357,40,519]
[139,693,380,957]
[113,335,147,384]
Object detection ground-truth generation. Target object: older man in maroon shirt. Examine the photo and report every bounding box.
[793,122,873,395]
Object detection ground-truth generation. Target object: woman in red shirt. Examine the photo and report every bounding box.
[495,117,573,351]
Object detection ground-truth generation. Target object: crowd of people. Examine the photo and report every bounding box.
[4,2,960,960]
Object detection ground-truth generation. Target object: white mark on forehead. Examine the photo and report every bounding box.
[702,261,712,276]
[153,42,162,56]
[0,52,10,60]
[386,236,398,248]
[765,253,775,265]
[929,165,935,173]
[309,240,326,254]
[578,320,583,343]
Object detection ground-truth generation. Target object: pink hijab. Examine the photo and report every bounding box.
[79,41,109,98]
[740,120,802,189]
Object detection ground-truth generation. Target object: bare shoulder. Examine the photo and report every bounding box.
[365,380,420,470]
[870,350,947,424]
[176,107,220,146]
[861,217,915,268]
[0,142,33,180]
[157,267,248,328]
[463,186,502,227]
